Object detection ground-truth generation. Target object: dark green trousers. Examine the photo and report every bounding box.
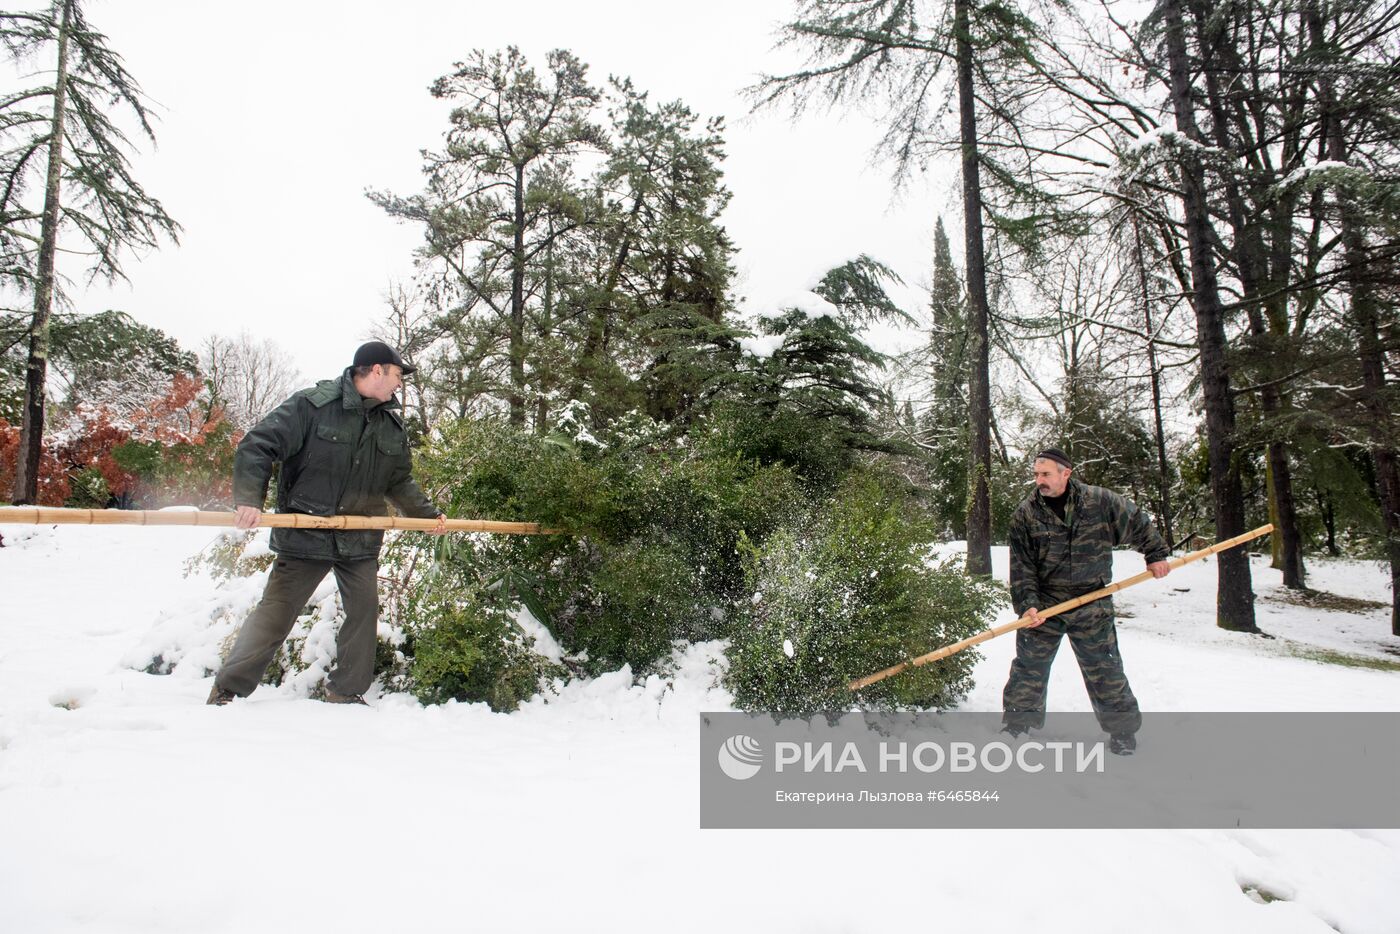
[1001,598,1141,736]
[214,556,380,698]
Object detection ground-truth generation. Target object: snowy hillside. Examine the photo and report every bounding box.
[2,522,1398,933]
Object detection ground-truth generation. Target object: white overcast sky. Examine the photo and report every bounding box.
[18,0,958,381]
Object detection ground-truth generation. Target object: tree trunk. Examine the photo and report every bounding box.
[1264,440,1305,584]
[537,233,555,434]
[956,0,993,577]
[1314,488,1339,558]
[1335,204,1400,634]
[569,194,642,404]
[1192,0,1305,589]
[1162,0,1258,631]
[508,162,527,428]
[1343,226,1400,637]
[1132,211,1176,550]
[1314,3,1400,635]
[12,0,71,505]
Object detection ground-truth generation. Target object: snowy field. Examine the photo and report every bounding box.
[2,521,1398,934]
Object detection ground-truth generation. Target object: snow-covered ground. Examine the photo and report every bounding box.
[2,522,1398,933]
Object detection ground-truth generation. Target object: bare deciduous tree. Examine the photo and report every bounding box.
[199,333,302,432]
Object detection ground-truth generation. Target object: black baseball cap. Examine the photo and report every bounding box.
[352,341,416,375]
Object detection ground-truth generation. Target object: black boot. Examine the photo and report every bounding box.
[206,684,237,706]
[1109,733,1137,756]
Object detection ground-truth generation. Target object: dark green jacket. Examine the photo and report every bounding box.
[1008,477,1169,615]
[232,369,439,561]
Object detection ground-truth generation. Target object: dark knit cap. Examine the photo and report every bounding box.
[352,341,416,375]
[1035,447,1073,469]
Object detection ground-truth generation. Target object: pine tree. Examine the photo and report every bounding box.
[571,80,737,426]
[368,47,603,429]
[1309,0,1400,634]
[374,61,741,436]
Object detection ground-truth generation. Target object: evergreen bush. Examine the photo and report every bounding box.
[402,581,563,711]
[64,466,111,508]
[725,472,1004,715]
[395,411,1002,709]
[406,419,814,679]
[558,538,703,675]
[646,454,807,602]
[700,402,854,491]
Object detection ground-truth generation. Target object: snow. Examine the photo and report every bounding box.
[514,605,566,664]
[754,291,842,320]
[1276,160,1353,190]
[1123,125,1213,158]
[1125,125,1177,153]
[2,523,1399,933]
[738,333,787,358]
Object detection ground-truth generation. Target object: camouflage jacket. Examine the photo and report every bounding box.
[1008,477,1169,615]
[232,369,438,561]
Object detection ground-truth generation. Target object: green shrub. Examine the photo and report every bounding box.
[420,419,624,535]
[698,402,855,492]
[555,538,704,675]
[647,455,808,603]
[397,418,997,704]
[405,419,813,677]
[725,471,1004,715]
[64,466,111,508]
[403,583,562,711]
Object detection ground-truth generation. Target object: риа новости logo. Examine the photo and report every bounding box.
[718,734,763,780]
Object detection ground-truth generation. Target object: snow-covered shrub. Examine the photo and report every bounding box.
[645,455,806,602]
[724,472,1004,715]
[401,576,563,711]
[559,538,704,675]
[405,419,811,680]
[184,530,275,582]
[398,419,1001,707]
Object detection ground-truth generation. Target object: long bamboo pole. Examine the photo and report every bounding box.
[847,524,1274,692]
[0,506,561,536]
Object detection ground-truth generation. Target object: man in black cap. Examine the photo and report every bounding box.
[1002,448,1171,755]
[207,342,446,706]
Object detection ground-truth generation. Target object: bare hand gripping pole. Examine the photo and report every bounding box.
[847,524,1275,693]
[0,506,562,536]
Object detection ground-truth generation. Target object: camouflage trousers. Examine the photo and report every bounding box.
[1001,597,1141,736]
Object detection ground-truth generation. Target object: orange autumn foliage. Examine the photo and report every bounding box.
[2,373,243,508]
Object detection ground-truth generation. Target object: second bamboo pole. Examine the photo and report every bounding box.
[847,524,1275,692]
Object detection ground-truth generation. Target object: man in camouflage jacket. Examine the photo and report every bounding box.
[1003,448,1171,754]
[207,342,445,706]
